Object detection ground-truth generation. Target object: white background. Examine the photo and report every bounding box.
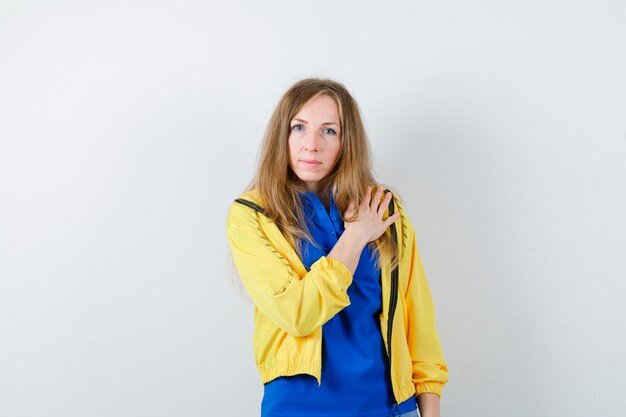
[1,1,625,416]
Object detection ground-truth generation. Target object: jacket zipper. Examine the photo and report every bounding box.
[235,198,266,214]
[384,189,400,408]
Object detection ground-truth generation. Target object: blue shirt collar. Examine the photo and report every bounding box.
[298,188,337,216]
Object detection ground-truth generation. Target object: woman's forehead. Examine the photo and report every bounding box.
[292,95,340,124]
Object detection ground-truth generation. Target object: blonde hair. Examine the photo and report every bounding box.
[246,77,399,271]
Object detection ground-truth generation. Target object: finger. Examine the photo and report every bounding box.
[377,191,393,217]
[383,212,401,227]
[371,186,384,211]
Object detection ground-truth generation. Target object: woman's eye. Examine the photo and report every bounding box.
[324,128,337,135]
[291,124,304,132]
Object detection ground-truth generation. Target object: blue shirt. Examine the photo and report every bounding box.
[261,190,416,417]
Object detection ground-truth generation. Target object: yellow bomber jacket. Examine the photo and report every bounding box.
[225,188,449,402]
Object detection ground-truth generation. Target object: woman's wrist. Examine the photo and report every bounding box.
[341,227,369,249]
[327,229,368,274]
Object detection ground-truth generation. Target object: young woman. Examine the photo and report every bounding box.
[226,78,448,417]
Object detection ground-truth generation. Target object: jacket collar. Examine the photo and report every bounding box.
[235,188,336,217]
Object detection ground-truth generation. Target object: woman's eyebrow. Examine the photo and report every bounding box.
[292,118,339,126]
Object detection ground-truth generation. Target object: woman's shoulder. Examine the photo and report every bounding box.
[375,184,405,211]
[234,187,263,206]
[227,188,262,222]
[377,184,415,234]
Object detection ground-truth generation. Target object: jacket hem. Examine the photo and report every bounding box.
[260,362,322,386]
[394,381,418,404]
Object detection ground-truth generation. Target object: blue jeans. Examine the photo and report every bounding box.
[398,409,419,417]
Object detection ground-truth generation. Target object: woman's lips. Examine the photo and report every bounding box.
[300,160,321,168]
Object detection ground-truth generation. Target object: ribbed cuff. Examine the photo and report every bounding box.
[321,256,353,287]
[415,382,445,397]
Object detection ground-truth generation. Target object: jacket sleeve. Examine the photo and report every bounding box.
[402,212,449,397]
[226,201,353,337]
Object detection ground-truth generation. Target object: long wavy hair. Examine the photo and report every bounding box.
[246,77,399,271]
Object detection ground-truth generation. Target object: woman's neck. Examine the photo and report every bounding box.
[315,189,331,215]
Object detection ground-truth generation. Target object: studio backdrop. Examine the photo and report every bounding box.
[1,1,624,416]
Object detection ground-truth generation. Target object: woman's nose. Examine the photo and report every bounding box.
[303,130,321,150]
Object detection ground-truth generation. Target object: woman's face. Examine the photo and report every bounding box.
[288,94,341,194]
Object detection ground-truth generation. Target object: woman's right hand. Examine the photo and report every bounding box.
[343,186,401,245]
[327,186,400,274]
